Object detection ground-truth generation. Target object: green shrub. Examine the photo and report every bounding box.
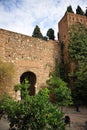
[0,81,65,130]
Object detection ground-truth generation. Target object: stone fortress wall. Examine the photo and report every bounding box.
[0,12,87,98]
[0,29,60,98]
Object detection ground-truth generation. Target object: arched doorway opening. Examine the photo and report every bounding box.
[20,71,36,96]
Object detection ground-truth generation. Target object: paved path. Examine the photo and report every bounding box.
[63,106,87,130]
[0,117,9,130]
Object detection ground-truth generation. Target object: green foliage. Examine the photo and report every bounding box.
[71,63,87,105]
[59,42,69,82]
[46,28,55,40]
[69,23,87,63]
[14,84,22,91]
[53,59,60,77]
[32,25,43,39]
[66,5,74,13]
[0,60,14,95]
[76,5,84,15]
[59,62,68,82]
[0,81,65,130]
[85,8,87,17]
[42,36,48,41]
[20,79,30,99]
[68,23,87,105]
[47,74,72,106]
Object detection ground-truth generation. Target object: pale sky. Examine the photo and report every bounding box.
[0,0,87,38]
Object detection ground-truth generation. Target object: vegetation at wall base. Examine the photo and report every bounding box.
[0,80,66,130]
[0,60,14,97]
[46,73,72,106]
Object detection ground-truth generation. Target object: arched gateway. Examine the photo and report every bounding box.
[20,71,36,96]
[0,29,59,99]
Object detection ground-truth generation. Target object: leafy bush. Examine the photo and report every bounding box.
[47,74,72,106]
[0,80,65,130]
[69,23,87,105]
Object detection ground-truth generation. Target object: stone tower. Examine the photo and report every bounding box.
[58,12,87,88]
[58,12,87,64]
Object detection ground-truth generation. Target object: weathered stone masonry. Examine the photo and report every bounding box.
[0,29,60,98]
[1,12,86,98]
[58,12,87,64]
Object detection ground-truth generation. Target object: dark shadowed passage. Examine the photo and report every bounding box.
[20,71,36,96]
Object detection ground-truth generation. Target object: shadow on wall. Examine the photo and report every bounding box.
[20,71,36,96]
